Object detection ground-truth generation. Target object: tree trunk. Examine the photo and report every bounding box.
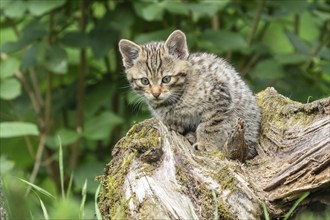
[98,87,330,220]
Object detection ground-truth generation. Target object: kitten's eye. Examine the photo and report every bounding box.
[141,77,150,85]
[162,76,171,84]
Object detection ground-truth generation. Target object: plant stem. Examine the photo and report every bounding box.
[212,13,220,30]
[25,133,47,196]
[294,14,300,36]
[28,68,44,108]
[26,11,57,195]
[305,20,329,68]
[247,0,265,47]
[70,0,87,170]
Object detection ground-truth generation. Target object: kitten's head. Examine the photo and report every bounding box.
[119,30,190,106]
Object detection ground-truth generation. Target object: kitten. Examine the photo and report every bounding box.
[119,30,261,159]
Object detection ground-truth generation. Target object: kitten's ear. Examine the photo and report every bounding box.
[118,39,142,69]
[164,30,189,59]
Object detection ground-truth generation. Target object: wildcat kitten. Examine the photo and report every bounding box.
[119,30,261,159]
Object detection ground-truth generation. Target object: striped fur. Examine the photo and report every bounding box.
[119,30,261,159]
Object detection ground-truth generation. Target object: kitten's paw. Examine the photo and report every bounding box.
[168,124,185,134]
[193,142,217,151]
[185,132,196,144]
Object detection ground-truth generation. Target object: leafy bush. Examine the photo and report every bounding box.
[0,0,329,218]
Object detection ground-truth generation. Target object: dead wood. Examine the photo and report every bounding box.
[98,87,330,220]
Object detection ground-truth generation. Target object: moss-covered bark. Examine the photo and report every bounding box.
[98,119,162,219]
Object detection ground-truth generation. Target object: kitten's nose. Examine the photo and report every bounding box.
[152,91,160,98]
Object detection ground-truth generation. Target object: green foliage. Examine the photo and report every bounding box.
[0,0,329,218]
[0,122,39,137]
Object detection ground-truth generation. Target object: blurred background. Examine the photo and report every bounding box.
[0,0,329,219]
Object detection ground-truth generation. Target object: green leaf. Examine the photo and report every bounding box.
[274,53,308,65]
[0,57,19,79]
[199,30,247,52]
[275,0,309,14]
[162,2,189,16]
[133,2,164,21]
[263,23,294,53]
[318,47,330,60]
[21,21,47,44]
[0,122,39,138]
[1,21,47,54]
[108,10,134,31]
[18,178,55,199]
[300,12,321,42]
[61,31,89,49]
[2,0,27,18]
[84,111,123,141]
[89,28,115,59]
[188,1,228,22]
[285,30,310,55]
[39,198,50,220]
[0,41,25,53]
[80,179,87,219]
[57,129,79,145]
[262,202,270,220]
[95,184,102,220]
[252,59,285,79]
[0,78,21,100]
[27,0,66,16]
[283,192,310,220]
[212,190,218,220]
[21,44,39,70]
[142,4,164,21]
[39,45,68,74]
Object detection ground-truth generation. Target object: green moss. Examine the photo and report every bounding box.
[257,88,318,146]
[212,151,226,161]
[99,151,136,218]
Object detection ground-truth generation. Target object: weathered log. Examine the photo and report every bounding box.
[98,87,330,219]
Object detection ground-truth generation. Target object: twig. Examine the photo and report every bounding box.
[241,53,260,76]
[25,133,47,195]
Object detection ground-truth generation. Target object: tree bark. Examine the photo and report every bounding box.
[0,179,8,220]
[98,87,330,219]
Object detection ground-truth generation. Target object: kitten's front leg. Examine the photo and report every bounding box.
[167,123,185,134]
[167,123,196,143]
[193,116,232,152]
